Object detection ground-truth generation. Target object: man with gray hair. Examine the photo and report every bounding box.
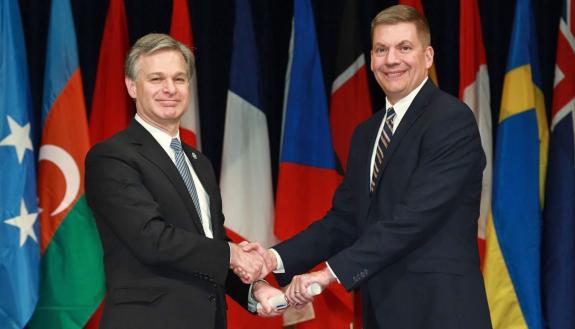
[85,33,282,329]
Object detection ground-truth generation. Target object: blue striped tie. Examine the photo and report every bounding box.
[370,107,396,192]
[170,138,204,225]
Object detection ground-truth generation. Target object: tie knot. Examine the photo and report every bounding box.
[170,138,182,153]
[386,107,396,119]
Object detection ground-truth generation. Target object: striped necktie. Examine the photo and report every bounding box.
[170,138,204,231]
[370,107,396,192]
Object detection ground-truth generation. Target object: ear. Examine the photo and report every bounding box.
[424,46,434,69]
[370,50,375,72]
[125,77,137,99]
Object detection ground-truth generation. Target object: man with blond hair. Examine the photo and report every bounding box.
[242,5,492,329]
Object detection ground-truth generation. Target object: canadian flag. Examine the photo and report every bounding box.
[459,0,492,267]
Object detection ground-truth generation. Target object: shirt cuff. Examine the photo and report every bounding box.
[270,248,285,273]
[325,262,340,283]
[247,279,268,313]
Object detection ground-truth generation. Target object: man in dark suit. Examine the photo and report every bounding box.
[240,5,492,329]
[85,33,282,329]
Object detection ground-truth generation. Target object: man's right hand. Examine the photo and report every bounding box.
[239,241,277,277]
[229,242,264,283]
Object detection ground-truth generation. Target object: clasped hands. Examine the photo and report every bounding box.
[229,241,335,316]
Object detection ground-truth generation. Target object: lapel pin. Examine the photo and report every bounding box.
[192,152,197,160]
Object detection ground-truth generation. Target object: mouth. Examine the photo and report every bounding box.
[157,99,180,107]
[383,70,406,80]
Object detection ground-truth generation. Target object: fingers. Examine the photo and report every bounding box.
[239,241,276,279]
[229,243,264,283]
[241,241,266,255]
[253,282,287,317]
[285,275,315,306]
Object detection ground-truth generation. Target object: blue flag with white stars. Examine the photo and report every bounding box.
[0,0,41,328]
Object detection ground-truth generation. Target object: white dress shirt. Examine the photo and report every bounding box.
[369,77,428,180]
[135,114,213,238]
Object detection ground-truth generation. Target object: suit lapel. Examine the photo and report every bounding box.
[373,79,437,192]
[126,120,206,235]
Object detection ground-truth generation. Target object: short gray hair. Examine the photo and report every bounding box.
[125,33,195,80]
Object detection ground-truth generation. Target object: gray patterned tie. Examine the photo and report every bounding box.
[170,138,204,224]
[370,107,396,192]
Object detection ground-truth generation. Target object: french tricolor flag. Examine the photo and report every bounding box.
[220,0,280,327]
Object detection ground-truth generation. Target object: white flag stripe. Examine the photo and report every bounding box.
[221,91,276,247]
[551,98,575,129]
[463,64,492,240]
[331,54,365,93]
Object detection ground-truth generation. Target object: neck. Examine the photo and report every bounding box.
[137,113,179,137]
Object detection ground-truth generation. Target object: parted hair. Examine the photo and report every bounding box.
[125,33,194,80]
[371,5,431,47]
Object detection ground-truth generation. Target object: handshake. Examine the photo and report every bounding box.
[228,241,333,317]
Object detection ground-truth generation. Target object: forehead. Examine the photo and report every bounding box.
[136,49,187,75]
[372,22,420,45]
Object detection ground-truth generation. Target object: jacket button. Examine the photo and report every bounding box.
[208,295,216,303]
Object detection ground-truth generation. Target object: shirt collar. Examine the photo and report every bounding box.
[385,77,428,116]
[135,114,180,154]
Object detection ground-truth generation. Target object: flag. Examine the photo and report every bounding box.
[542,0,575,327]
[483,0,548,328]
[0,0,40,327]
[328,0,372,327]
[28,0,105,327]
[330,0,372,171]
[459,0,492,268]
[219,0,280,327]
[89,0,132,145]
[275,0,351,327]
[170,0,201,149]
[398,0,438,85]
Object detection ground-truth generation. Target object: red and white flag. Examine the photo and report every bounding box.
[170,0,201,149]
[459,0,492,266]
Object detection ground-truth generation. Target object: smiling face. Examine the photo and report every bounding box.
[125,49,190,134]
[370,22,433,104]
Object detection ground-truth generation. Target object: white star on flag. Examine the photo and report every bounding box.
[5,199,39,247]
[0,115,33,164]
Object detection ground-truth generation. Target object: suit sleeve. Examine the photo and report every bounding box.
[85,143,231,286]
[329,104,485,290]
[274,130,362,286]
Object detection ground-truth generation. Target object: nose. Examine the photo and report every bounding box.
[163,78,177,94]
[384,48,399,65]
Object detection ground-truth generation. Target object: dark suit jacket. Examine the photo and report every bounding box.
[85,120,249,329]
[274,80,492,329]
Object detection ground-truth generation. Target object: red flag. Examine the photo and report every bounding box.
[89,0,132,145]
[170,0,201,149]
[459,0,492,269]
[330,0,372,171]
[329,0,372,327]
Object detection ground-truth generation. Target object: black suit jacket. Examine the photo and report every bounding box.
[274,80,492,329]
[85,120,249,329]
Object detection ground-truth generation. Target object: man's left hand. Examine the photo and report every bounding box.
[284,268,335,308]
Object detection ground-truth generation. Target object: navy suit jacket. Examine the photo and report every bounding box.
[274,79,492,329]
[85,120,249,329]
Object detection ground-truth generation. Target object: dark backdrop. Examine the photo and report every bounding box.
[19,0,562,191]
